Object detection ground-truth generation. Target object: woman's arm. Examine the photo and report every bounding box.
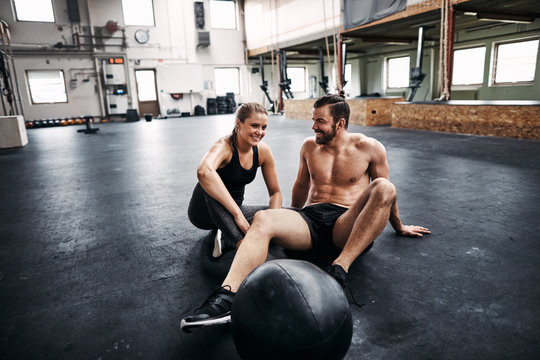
[197,139,250,233]
[259,142,282,209]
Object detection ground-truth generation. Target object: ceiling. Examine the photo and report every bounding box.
[254,0,540,62]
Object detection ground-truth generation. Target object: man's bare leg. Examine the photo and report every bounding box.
[221,208,312,292]
[332,178,397,272]
[181,208,312,333]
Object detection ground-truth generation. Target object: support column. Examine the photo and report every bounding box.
[276,50,283,112]
[336,34,343,92]
[445,5,455,100]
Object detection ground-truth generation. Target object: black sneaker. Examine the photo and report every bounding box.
[326,264,347,288]
[180,286,235,333]
[326,264,364,308]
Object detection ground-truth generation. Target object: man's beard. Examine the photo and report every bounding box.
[315,124,337,145]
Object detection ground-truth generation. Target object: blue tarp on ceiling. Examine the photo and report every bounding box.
[343,0,407,30]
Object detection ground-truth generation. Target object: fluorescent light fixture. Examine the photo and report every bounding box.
[476,12,534,23]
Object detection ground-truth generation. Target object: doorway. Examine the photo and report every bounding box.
[135,69,159,117]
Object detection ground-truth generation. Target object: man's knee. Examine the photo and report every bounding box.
[370,178,397,204]
[250,210,277,236]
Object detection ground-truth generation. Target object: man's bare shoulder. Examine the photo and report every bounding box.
[347,134,386,163]
[348,133,383,150]
[301,136,317,149]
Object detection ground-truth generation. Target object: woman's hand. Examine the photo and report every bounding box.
[234,213,251,234]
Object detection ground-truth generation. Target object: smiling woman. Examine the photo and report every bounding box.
[186,102,282,260]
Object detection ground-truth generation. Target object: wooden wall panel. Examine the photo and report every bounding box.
[284,97,404,126]
[392,101,540,140]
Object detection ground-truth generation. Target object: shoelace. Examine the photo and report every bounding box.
[196,285,233,313]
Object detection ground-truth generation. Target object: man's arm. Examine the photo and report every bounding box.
[291,140,311,208]
[367,139,430,237]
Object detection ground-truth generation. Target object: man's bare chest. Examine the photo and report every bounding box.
[307,152,369,185]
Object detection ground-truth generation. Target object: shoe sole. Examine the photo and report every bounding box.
[180,314,231,333]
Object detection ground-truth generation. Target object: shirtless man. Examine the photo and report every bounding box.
[181,94,430,332]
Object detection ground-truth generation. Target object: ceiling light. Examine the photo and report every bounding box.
[477,12,534,23]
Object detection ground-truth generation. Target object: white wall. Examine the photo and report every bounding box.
[13,56,102,120]
[2,0,252,119]
[244,0,340,52]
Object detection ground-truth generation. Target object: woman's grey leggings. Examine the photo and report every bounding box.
[187,183,267,244]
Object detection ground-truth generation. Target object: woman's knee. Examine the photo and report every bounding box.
[188,198,213,229]
[188,212,213,230]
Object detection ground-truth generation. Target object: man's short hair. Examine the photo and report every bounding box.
[313,94,350,129]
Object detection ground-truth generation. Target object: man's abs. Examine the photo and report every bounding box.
[306,181,369,208]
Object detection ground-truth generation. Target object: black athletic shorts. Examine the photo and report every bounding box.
[297,203,347,249]
[296,203,374,257]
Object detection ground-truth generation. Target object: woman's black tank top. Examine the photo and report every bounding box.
[217,146,259,205]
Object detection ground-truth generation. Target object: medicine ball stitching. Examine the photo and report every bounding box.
[232,261,353,358]
[274,262,326,344]
[301,313,351,349]
[238,281,268,329]
[273,262,352,352]
[235,265,290,341]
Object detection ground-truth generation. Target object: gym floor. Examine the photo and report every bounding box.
[1,114,539,359]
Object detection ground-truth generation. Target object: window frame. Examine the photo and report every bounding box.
[385,55,410,90]
[214,67,240,96]
[209,0,237,30]
[121,0,156,26]
[451,45,486,87]
[26,69,68,105]
[490,37,539,86]
[13,0,55,23]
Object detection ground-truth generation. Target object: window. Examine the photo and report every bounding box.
[135,70,157,101]
[27,70,67,104]
[343,63,352,90]
[452,47,486,86]
[214,68,239,95]
[122,0,155,26]
[210,0,237,29]
[13,0,54,22]
[286,67,306,92]
[492,38,539,85]
[386,56,410,89]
